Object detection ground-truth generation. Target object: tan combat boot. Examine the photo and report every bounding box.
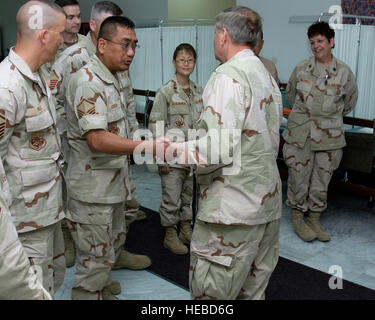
[105,281,121,295]
[291,208,317,242]
[135,210,147,221]
[307,211,331,242]
[71,288,100,300]
[179,220,192,244]
[164,226,188,255]
[102,286,119,300]
[112,250,152,270]
[62,226,75,267]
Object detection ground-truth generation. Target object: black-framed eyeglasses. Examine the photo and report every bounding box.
[102,38,140,51]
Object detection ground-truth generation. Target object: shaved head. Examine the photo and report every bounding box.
[16,0,66,39]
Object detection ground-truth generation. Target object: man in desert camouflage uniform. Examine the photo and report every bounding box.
[50,1,148,268]
[44,0,84,74]
[0,156,51,300]
[50,1,123,268]
[48,0,84,269]
[54,0,84,58]
[174,6,282,300]
[283,21,358,242]
[0,1,66,296]
[65,16,164,300]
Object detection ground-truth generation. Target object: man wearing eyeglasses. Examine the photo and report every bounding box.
[0,0,66,297]
[64,15,163,300]
[50,1,150,275]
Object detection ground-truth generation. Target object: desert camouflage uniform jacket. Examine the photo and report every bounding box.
[50,33,138,140]
[0,49,64,233]
[149,76,203,168]
[56,34,88,61]
[50,32,96,136]
[0,157,51,300]
[44,33,87,76]
[283,55,358,151]
[66,54,131,204]
[184,49,283,225]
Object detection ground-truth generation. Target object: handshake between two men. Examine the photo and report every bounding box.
[133,136,191,169]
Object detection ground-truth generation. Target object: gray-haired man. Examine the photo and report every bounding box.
[181,6,282,300]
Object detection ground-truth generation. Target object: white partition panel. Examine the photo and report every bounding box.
[130,27,162,92]
[355,26,375,120]
[334,24,375,120]
[197,25,220,88]
[334,24,359,76]
[334,24,359,118]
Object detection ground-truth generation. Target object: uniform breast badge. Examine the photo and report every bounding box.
[29,132,46,151]
[175,116,185,127]
[108,123,120,135]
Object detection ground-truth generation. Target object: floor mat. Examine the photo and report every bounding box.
[125,207,375,300]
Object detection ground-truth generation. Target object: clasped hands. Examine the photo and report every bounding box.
[152,137,190,172]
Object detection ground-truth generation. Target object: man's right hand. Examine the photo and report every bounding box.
[159,164,170,174]
[153,137,171,163]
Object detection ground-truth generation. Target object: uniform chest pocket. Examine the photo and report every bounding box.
[326,86,343,101]
[107,102,125,123]
[323,87,343,113]
[20,108,59,160]
[168,103,191,130]
[192,98,203,122]
[25,108,54,132]
[169,103,190,115]
[296,81,312,104]
[107,102,126,137]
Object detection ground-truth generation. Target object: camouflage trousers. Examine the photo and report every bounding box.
[124,171,141,230]
[0,200,52,300]
[159,167,193,227]
[18,221,65,296]
[283,140,343,212]
[66,198,126,292]
[189,218,280,300]
[61,133,70,234]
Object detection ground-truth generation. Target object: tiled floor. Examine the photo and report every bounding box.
[55,162,375,300]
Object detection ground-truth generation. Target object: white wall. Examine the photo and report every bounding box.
[236,0,341,83]
[79,0,168,25]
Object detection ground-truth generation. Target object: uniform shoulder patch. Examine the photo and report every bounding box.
[0,110,7,140]
[76,93,101,118]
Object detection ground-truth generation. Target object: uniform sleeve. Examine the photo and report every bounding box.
[71,81,108,136]
[0,158,12,207]
[50,52,91,134]
[124,74,139,138]
[184,73,247,173]
[0,88,18,159]
[286,66,298,107]
[148,89,168,138]
[0,202,51,300]
[343,69,358,115]
[50,58,68,134]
